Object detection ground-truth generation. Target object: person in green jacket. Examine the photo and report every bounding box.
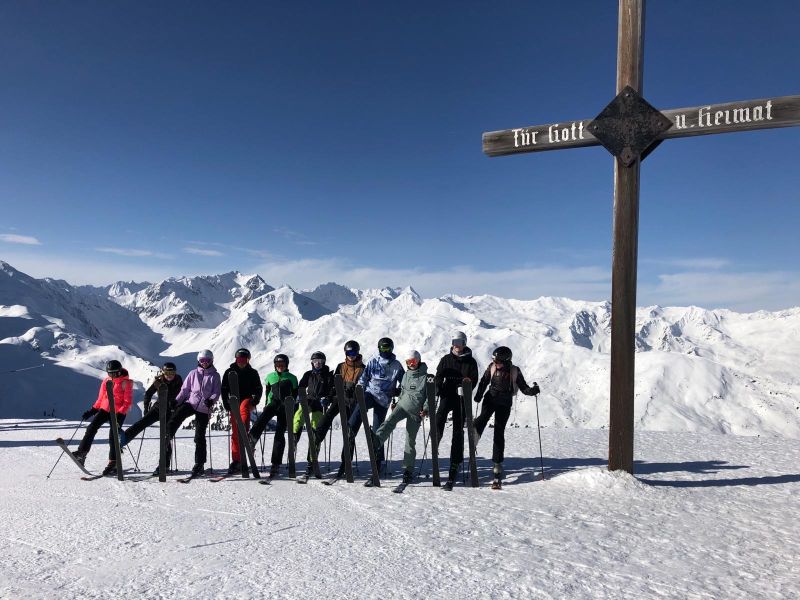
[248,353,298,477]
[371,350,429,485]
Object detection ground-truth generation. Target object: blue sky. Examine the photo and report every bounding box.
[1,1,798,310]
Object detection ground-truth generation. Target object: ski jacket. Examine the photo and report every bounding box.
[93,375,134,415]
[221,363,263,410]
[434,347,479,400]
[358,353,404,408]
[395,363,429,415]
[334,356,365,403]
[298,365,335,402]
[474,363,537,408]
[264,371,299,407]
[143,374,183,409]
[175,366,221,415]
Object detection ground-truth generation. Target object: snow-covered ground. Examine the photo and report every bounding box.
[2,418,798,599]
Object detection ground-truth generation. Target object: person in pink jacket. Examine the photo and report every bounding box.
[73,360,133,476]
[153,349,221,478]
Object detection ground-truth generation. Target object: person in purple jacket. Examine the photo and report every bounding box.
[152,349,221,478]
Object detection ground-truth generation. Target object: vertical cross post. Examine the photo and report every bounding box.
[608,0,644,473]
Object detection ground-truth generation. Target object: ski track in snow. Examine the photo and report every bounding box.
[1,420,799,599]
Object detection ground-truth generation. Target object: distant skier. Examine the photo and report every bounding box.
[72,360,133,476]
[473,346,540,489]
[348,337,404,475]
[313,340,364,479]
[154,350,221,478]
[293,351,335,478]
[248,354,299,477]
[118,362,182,450]
[370,350,429,485]
[434,331,479,487]
[220,348,263,475]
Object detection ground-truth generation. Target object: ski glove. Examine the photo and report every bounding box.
[82,407,98,420]
[531,382,540,396]
[204,398,215,408]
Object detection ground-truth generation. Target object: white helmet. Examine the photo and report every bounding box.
[197,349,214,367]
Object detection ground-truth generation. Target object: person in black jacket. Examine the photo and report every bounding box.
[434,331,479,486]
[119,362,183,450]
[294,351,335,477]
[473,346,540,485]
[221,348,263,475]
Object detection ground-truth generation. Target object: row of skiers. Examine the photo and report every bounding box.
[70,332,540,488]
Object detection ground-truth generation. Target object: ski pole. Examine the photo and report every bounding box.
[415,418,430,479]
[327,429,332,473]
[534,392,545,481]
[172,438,178,472]
[126,445,140,472]
[46,418,85,479]
[135,425,147,467]
[207,418,213,472]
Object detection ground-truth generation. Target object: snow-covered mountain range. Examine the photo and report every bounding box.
[1,260,798,437]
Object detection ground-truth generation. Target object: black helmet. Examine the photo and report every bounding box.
[235,348,251,359]
[492,346,512,362]
[310,351,326,363]
[274,353,289,366]
[105,359,122,376]
[378,337,394,352]
[344,340,360,354]
[162,361,177,373]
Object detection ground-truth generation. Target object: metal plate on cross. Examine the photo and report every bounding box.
[587,85,672,166]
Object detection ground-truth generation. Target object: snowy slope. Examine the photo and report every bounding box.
[0,261,798,439]
[1,419,798,599]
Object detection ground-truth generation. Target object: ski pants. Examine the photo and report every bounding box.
[314,401,354,471]
[230,398,253,463]
[123,402,171,444]
[78,409,126,460]
[347,392,389,465]
[165,403,210,466]
[249,402,289,468]
[374,405,421,472]
[292,405,323,463]
[436,394,464,465]
[473,399,511,464]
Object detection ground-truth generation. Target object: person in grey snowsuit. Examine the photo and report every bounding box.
[371,350,429,485]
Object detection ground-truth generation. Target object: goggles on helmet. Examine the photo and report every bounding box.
[311,358,324,369]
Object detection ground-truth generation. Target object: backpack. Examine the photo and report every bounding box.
[488,363,519,395]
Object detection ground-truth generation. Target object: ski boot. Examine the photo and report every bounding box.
[442,463,459,491]
[268,464,280,478]
[227,461,241,476]
[152,465,161,477]
[491,462,503,490]
[72,449,88,466]
[102,460,117,477]
[402,469,413,485]
[191,463,205,478]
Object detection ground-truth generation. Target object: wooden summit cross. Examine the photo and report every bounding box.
[482,0,800,474]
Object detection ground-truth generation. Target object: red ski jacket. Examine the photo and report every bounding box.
[92,375,134,415]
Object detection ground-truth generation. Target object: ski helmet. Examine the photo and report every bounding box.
[378,337,394,352]
[105,359,122,376]
[197,349,214,367]
[274,353,289,367]
[162,361,177,374]
[452,331,467,347]
[310,351,326,363]
[235,348,251,359]
[344,340,360,356]
[404,349,421,369]
[492,346,512,362]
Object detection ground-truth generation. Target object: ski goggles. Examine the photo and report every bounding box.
[274,360,288,368]
[378,344,392,352]
[405,358,420,368]
[452,339,465,347]
[345,350,359,358]
[107,369,122,378]
[311,358,324,368]
[198,358,213,367]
